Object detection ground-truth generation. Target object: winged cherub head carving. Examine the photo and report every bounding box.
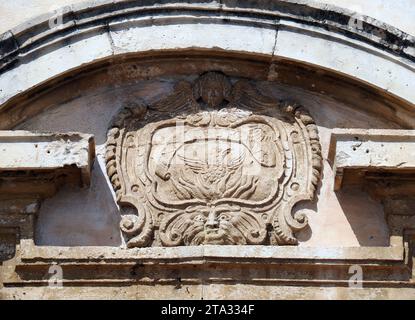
[193,72,232,109]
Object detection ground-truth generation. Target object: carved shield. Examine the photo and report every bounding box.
[106,72,322,247]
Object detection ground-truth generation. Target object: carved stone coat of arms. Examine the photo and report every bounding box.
[106,72,322,247]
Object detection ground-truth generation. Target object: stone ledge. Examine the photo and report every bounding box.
[328,129,415,191]
[21,244,404,263]
[3,243,408,287]
[0,131,95,187]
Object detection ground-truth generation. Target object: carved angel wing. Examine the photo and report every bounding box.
[151,81,199,115]
[176,154,206,174]
[230,80,279,112]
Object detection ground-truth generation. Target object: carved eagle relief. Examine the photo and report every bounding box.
[106,72,322,247]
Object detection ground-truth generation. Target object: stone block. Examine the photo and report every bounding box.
[0,131,95,187]
[328,129,415,190]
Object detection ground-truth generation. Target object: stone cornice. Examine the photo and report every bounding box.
[0,131,95,191]
[328,129,415,191]
[329,129,415,249]
[20,244,405,263]
[0,131,95,262]
[0,0,414,68]
[2,242,411,287]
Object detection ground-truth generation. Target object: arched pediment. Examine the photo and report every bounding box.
[0,0,414,129]
[1,0,415,300]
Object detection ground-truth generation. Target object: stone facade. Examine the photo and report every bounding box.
[0,0,415,300]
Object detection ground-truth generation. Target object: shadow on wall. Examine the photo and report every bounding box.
[295,153,390,247]
[294,172,322,243]
[35,159,122,246]
[335,186,390,247]
[293,202,316,243]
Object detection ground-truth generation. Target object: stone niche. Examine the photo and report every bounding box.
[0,0,415,300]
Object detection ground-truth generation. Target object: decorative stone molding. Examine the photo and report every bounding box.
[1,0,414,69]
[0,131,95,187]
[0,131,95,260]
[328,129,415,191]
[2,245,411,291]
[106,72,322,247]
[329,129,415,247]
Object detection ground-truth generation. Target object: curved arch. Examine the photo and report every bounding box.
[0,0,414,128]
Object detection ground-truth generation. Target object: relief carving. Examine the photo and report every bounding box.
[106,72,322,247]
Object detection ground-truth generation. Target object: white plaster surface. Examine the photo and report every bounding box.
[322,0,415,36]
[0,0,86,35]
[0,31,113,106]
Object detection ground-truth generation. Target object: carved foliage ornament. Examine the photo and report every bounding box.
[106,72,322,247]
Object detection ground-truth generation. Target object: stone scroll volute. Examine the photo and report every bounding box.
[106,72,322,247]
